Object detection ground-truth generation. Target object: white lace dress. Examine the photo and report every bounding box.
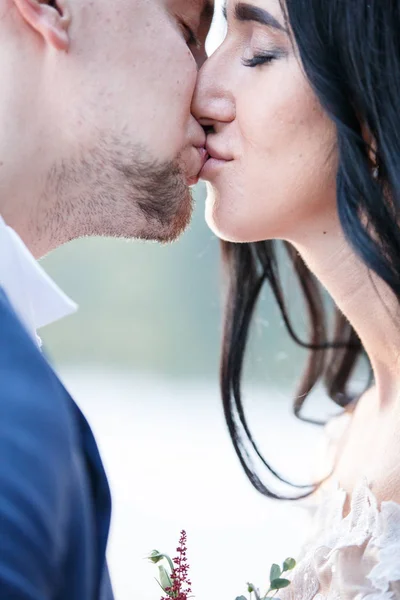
[279,417,400,599]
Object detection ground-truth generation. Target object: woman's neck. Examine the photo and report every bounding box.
[288,211,400,408]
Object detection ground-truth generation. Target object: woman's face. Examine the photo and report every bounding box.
[193,0,338,243]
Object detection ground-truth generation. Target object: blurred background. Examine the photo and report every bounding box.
[41,183,335,600]
[39,8,337,600]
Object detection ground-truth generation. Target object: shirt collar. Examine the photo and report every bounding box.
[0,215,77,347]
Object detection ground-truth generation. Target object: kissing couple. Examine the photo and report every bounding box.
[2,0,400,598]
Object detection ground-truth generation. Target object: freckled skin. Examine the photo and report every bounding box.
[192,0,337,243]
[0,0,214,255]
[194,0,400,506]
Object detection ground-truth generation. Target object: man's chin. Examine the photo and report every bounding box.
[135,184,194,244]
[48,138,195,245]
[159,189,194,243]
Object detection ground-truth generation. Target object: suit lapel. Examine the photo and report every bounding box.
[69,396,113,597]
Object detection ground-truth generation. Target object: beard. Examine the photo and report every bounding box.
[39,134,194,249]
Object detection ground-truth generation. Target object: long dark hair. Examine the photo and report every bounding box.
[221,0,400,500]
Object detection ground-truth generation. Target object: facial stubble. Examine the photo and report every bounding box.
[37,137,194,250]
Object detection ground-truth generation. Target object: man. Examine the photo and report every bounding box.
[0,0,214,598]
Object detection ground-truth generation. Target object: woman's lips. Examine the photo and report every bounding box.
[186,144,233,186]
[199,143,233,179]
[205,142,232,162]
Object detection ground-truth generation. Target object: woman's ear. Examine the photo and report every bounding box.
[12,0,71,51]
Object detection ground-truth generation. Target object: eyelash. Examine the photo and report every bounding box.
[242,53,276,68]
[181,22,201,49]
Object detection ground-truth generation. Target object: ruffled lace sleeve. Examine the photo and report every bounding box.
[278,479,400,599]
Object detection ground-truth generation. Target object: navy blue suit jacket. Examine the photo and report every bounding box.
[0,289,114,599]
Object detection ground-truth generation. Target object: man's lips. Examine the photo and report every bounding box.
[197,147,209,163]
[186,146,209,186]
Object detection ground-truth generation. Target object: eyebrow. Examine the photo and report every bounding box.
[223,2,286,32]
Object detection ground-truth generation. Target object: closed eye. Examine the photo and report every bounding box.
[181,21,201,48]
[242,53,276,67]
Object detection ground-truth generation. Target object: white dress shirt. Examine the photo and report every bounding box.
[0,216,77,347]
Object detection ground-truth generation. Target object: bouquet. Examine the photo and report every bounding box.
[147,530,296,600]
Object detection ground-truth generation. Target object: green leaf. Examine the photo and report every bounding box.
[147,550,164,564]
[158,565,173,593]
[246,584,261,600]
[155,577,174,598]
[270,563,281,583]
[235,597,247,600]
[270,578,291,590]
[283,558,296,571]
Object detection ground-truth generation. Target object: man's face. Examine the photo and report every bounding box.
[7,0,214,251]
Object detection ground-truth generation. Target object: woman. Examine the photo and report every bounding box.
[193,0,400,597]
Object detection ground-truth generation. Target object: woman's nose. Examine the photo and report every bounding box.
[191,50,236,127]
